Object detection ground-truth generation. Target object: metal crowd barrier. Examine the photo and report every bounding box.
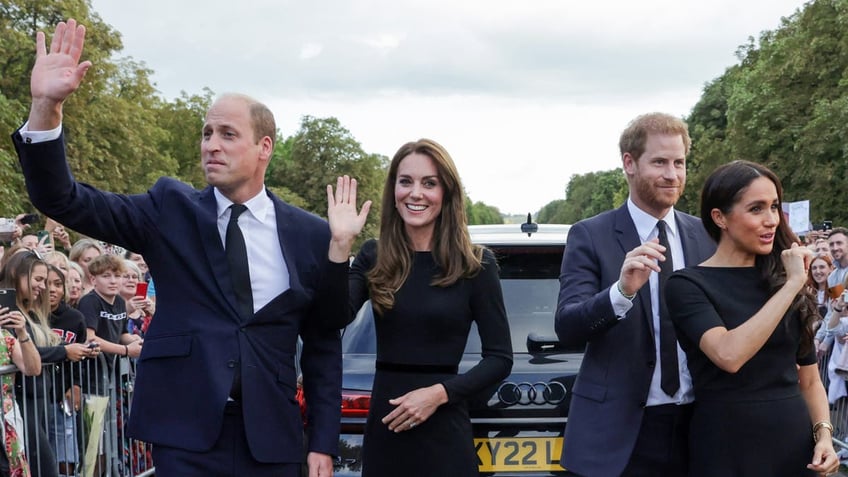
[818,345,848,460]
[1,354,154,477]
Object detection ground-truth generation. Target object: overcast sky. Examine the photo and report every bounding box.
[88,0,809,215]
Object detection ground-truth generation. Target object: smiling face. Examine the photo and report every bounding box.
[829,232,848,267]
[19,263,48,303]
[810,257,833,288]
[47,269,65,310]
[393,152,444,249]
[201,96,273,204]
[713,176,780,265]
[623,133,687,218]
[121,269,140,298]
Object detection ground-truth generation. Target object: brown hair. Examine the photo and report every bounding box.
[87,254,127,277]
[368,139,483,315]
[807,253,833,291]
[619,112,691,160]
[0,251,60,346]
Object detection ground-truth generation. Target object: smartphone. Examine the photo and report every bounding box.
[134,282,148,298]
[36,230,51,245]
[0,289,18,315]
[824,220,833,231]
[19,213,39,225]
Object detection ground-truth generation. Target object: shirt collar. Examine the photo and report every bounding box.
[626,197,679,241]
[214,187,273,225]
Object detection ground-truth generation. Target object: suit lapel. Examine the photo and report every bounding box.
[675,211,704,268]
[614,205,656,338]
[268,190,304,294]
[195,187,243,322]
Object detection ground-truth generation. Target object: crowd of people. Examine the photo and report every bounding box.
[0,221,154,477]
[3,15,846,477]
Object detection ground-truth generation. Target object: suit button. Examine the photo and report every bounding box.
[227,360,236,368]
[240,327,246,332]
[647,360,655,368]
[639,401,646,408]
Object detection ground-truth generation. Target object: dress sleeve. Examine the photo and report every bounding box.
[442,249,513,403]
[666,271,725,349]
[349,239,377,317]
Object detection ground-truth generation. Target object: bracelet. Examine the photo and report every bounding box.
[813,421,833,442]
[18,336,30,344]
[617,281,636,301]
[124,345,129,357]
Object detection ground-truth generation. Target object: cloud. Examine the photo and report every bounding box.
[87,0,809,214]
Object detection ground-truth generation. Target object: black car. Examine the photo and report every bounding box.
[334,222,582,476]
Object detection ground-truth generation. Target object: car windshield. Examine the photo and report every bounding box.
[343,244,564,355]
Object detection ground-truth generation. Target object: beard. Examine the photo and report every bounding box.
[631,176,684,214]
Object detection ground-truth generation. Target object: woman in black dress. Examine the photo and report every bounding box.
[348,139,513,476]
[666,160,839,476]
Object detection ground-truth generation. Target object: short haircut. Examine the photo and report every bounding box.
[619,112,691,160]
[216,93,276,145]
[830,227,848,241]
[87,254,127,276]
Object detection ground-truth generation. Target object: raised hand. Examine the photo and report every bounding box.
[618,239,666,298]
[327,175,372,263]
[29,19,93,130]
[781,242,813,291]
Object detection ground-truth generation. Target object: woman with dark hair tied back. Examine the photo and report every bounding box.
[348,139,513,476]
[666,160,839,476]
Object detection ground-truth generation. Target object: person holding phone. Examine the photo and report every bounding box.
[45,263,95,476]
[0,285,41,477]
[119,260,154,337]
[0,250,61,477]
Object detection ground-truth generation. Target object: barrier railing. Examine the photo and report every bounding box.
[1,354,153,477]
[818,344,848,461]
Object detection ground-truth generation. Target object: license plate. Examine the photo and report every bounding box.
[475,437,564,472]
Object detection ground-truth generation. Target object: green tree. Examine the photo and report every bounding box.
[466,198,503,225]
[539,169,627,224]
[269,116,387,245]
[686,0,848,225]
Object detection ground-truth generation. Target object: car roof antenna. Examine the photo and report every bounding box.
[520,213,538,237]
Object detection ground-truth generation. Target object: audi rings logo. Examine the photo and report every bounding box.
[496,381,567,406]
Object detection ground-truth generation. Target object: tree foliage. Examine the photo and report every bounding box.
[268,116,388,245]
[685,0,848,225]
[538,169,627,224]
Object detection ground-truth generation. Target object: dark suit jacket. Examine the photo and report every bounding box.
[12,130,349,463]
[554,204,714,476]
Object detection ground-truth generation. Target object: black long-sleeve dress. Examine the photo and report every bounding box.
[350,240,513,476]
[667,266,816,477]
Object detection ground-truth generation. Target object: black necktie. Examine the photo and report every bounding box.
[657,220,680,396]
[226,204,251,401]
[226,204,253,320]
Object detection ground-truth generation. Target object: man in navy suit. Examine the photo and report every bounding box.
[12,19,370,477]
[555,113,715,476]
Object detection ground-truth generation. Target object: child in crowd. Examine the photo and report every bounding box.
[77,254,142,476]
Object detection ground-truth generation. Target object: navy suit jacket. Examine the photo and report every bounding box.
[554,204,714,476]
[12,130,348,463]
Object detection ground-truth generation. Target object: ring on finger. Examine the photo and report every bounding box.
[408,420,417,429]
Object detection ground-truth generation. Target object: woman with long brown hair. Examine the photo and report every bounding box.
[348,139,512,476]
[667,160,838,476]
